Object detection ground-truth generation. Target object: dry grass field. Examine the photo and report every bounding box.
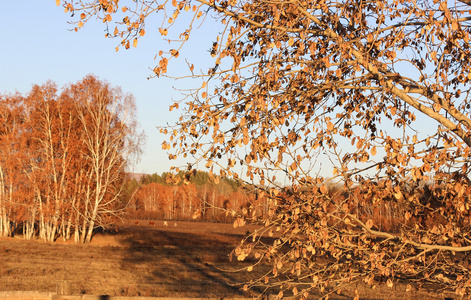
[0,220,268,298]
[0,220,454,299]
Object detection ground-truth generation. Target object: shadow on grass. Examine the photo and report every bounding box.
[117,226,263,297]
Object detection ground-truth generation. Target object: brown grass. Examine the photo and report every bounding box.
[0,221,267,298]
[0,220,454,299]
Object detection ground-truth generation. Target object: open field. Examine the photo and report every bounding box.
[0,220,268,298]
[0,220,455,299]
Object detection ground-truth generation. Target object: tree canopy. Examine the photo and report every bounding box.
[62,0,471,297]
[0,75,143,243]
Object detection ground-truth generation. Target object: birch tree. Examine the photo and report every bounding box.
[0,76,143,243]
[0,95,26,237]
[63,75,144,243]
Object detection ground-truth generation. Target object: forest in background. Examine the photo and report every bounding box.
[125,171,265,223]
[126,170,458,235]
[0,75,142,243]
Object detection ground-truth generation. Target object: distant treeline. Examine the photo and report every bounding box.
[125,171,266,222]
[127,172,471,234]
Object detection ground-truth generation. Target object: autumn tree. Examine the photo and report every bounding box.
[0,76,143,243]
[23,82,83,242]
[64,0,471,297]
[62,75,144,243]
[129,171,250,221]
[0,95,27,237]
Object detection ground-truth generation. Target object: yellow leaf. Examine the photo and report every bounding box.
[56,0,60,6]
[233,217,245,228]
[78,21,83,28]
[243,135,249,145]
[366,219,373,229]
[237,252,247,261]
[439,2,447,11]
[172,0,177,7]
[277,260,283,269]
[192,209,201,219]
[133,38,138,47]
[288,38,294,46]
[247,266,253,272]
[371,146,377,156]
[320,185,328,194]
[139,29,145,36]
[405,211,412,221]
[202,92,207,98]
[451,20,458,30]
[122,7,128,12]
[394,191,403,200]
[327,121,334,131]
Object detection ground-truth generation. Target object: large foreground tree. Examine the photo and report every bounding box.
[64,0,471,297]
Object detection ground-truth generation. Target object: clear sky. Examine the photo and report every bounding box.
[1,1,220,175]
[1,2,443,182]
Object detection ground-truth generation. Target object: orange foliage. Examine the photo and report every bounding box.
[0,75,143,242]
[128,179,254,223]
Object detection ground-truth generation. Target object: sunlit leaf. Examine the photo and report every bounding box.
[371,146,377,156]
[327,121,334,131]
[320,185,328,194]
[366,219,373,229]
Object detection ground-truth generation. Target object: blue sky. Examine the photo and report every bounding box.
[1,2,444,182]
[1,1,220,174]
